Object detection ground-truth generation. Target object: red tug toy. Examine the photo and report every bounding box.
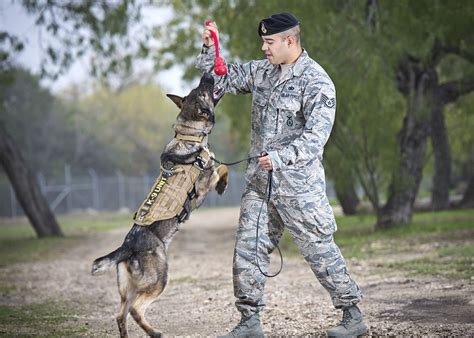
[205,21,227,76]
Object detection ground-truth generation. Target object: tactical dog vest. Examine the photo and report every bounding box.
[133,139,211,226]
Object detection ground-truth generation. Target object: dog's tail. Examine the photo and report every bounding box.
[91,246,131,276]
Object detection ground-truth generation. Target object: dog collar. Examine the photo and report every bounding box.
[175,133,206,143]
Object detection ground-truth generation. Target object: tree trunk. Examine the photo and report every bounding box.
[0,123,63,237]
[334,180,360,215]
[460,171,474,208]
[377,56,436,229]
[430,103,451,210]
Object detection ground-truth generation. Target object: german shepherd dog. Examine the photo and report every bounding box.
[91,73,228,337]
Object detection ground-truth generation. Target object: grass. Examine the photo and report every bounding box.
[0,212,130,266]
[0,214,128,336]
[0,208,472,271]
[0,208,229,266]
[279,208,474,279]
[387,244,473,279]
[0,302,89,336]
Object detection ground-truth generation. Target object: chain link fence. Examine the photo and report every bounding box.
[0,166,247,217]
[0,165,336,217]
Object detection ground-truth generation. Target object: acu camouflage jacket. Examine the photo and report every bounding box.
[196,48,336,197]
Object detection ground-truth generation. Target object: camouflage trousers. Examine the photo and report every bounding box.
[233,189,363,317]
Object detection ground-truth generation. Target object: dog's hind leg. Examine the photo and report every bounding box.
[116,262,136,338]
[130,291,163,337]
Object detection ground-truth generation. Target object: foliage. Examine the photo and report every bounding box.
[156,1,474,217]
[15,0,149,80]
[155,0,406,208]
[0,68,238,175]
[0,69,77,174]
[72,82,177,174]
[445,93,474,182]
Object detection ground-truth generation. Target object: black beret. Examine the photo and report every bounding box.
[258,12,300,36]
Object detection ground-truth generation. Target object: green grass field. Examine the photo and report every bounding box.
[0,212,130,266]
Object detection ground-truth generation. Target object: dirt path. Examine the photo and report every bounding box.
[1,207,473,336]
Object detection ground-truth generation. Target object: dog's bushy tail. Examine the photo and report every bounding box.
[91,246,131,276]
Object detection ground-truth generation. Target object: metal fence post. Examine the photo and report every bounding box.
[116,170,125,210]
[88,169,100,210]
[64,164,72,212]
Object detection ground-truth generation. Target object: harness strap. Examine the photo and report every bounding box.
[134,147,212,225]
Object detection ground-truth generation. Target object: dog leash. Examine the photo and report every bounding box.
[210,155,260,166]
[254,170,283,277]
[211,152,283,278]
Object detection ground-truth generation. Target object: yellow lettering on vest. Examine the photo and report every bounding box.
[144,176,168,207]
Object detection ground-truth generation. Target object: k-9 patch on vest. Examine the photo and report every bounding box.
[134,173,170,224]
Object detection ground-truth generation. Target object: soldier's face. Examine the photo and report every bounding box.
[261,34,291,65]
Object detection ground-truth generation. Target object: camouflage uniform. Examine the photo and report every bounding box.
[196,47,362,317]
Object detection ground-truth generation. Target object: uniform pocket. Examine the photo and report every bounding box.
[312,194,336,235]
[275,100,303,135]
[277,168,314,195]
[326,265,350,290]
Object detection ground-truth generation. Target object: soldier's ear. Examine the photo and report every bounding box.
[166,94,184,109]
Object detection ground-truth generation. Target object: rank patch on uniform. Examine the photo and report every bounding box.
[321,93,336,108]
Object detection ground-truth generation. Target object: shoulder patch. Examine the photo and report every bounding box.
[321,93,335,108]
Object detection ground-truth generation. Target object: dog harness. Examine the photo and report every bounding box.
[133,133,212,226]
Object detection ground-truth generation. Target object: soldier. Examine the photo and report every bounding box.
[196,12,367,337]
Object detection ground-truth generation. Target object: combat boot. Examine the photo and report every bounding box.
[326,305,367,337]
[218,313,264,338]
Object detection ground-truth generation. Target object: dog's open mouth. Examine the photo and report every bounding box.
[213,86,225,103]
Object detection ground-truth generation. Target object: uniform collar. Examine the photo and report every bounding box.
[292,49,308,76]
[263,49,309,79]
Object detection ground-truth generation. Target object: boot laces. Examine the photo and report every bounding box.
[230,317,252,334]
[340,309,353,327]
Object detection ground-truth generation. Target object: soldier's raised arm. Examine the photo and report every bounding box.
[195,21,256,96]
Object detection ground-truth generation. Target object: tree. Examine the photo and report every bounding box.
[154,0,406,217]
[445,93,474,208]
[375,1,474,227]
[1,0,144,236]
[154,0,474,226]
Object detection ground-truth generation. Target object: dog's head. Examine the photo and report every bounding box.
[166,73,223,125]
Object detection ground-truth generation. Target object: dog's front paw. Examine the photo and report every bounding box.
[215,165,228,195]
[216,179,227,195]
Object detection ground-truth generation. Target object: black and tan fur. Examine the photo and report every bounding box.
[91,73,228,337]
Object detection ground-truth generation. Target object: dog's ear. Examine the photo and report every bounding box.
[166,94,184,109]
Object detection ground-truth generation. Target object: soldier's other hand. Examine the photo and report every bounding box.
[203,21,219,47]
[258,154,273,172]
